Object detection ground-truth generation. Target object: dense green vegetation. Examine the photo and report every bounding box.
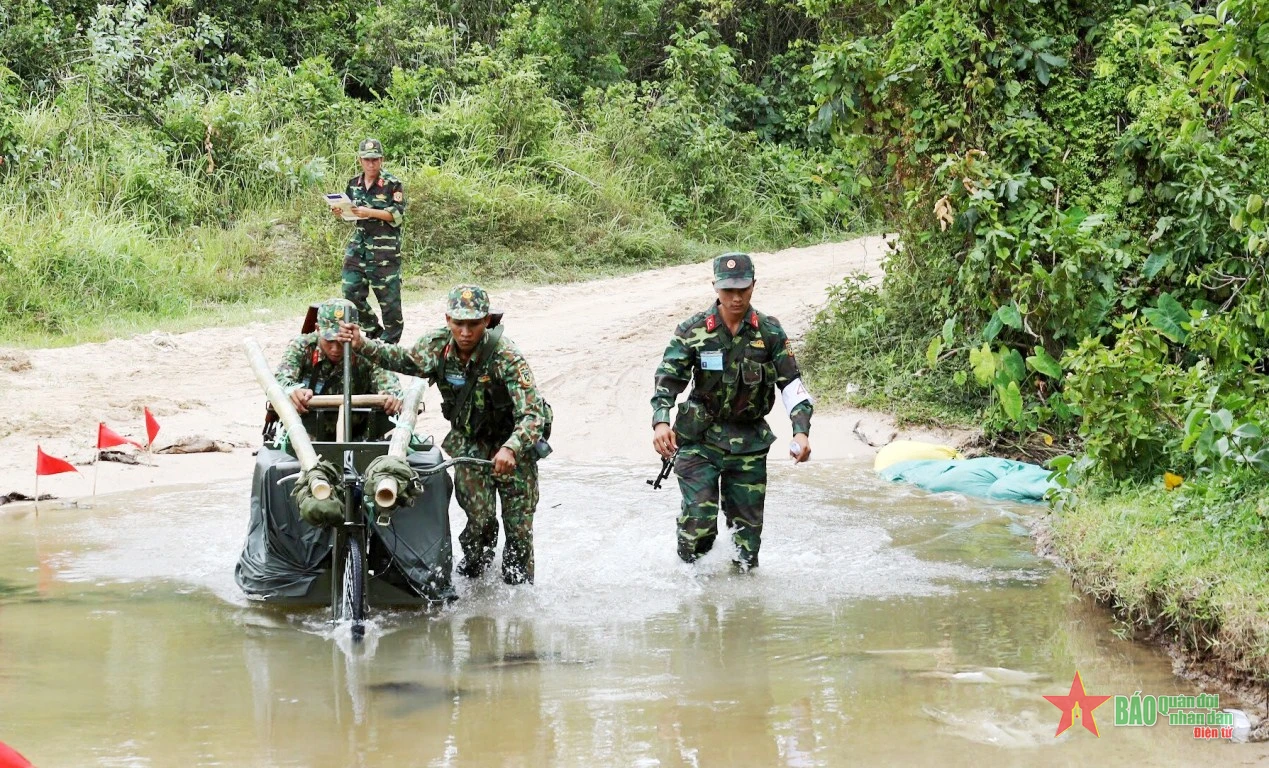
[798,0,1269,678]
[0,0,867,342]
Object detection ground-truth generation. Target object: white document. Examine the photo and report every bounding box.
[781,377,812,415]
[324,193,363,221]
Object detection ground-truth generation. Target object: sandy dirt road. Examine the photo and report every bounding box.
[0,235,969,505]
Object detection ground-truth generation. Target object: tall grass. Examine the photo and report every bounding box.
[0,57,858,344]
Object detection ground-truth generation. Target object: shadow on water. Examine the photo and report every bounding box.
[0,459,1263,766]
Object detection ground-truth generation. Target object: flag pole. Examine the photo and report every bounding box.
[92,449,100,506]
[34,471,39,519]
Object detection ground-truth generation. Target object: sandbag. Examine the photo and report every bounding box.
[879,457,1057,504]
[873,440,962,472]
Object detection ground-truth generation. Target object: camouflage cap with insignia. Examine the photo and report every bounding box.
[447,285,490,320]
[357,138,384,159]
[713,252,755,289]
[317,298,357,340]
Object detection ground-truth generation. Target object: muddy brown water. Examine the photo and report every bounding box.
[1,460,1265,767]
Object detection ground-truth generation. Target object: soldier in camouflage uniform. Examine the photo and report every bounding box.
[339,285,549,585]
[336,138,407,344]
[651,253,813,570]
[274,298,403,441]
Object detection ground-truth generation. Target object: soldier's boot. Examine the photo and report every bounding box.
[676,529,717,563]
[456,553,493,579]
[501,531,534,583]
[456,514,498,578]
[501,522,533,584]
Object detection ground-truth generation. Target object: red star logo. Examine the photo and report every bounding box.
[1045,671,1112,737]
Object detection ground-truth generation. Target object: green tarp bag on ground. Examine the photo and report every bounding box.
[879,457,1057,504]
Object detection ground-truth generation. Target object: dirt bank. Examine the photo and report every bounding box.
[0,235,971,506]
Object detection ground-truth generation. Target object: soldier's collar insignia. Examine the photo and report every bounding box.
[705,314,718,332]
[748,310,760,328]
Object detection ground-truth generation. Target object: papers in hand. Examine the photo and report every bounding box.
[324,193,363,221]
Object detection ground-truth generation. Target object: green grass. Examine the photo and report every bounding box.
[0,70,851,346]
[800,273,982,428]
[1049,482,1269,680]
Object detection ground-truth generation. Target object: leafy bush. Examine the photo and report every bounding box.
[803,0,1269,491]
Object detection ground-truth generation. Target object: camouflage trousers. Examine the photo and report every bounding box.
[443,431,539,584]
[342,245,403,344]
[674,441,768,568]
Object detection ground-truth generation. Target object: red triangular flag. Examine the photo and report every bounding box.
[36,446,78,476]
[0,740,33,768]
[144,407,161,447]
[98,422,142,450]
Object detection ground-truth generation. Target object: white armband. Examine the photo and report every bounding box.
[781,377,812,416]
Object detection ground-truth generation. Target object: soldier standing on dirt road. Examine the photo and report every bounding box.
[651,252,813,571]
[335,138,406,344]
[339,285,550,585]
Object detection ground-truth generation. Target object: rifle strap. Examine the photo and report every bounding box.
[451,326,505,425]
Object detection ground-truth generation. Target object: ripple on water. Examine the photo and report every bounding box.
[34,461,1013,627]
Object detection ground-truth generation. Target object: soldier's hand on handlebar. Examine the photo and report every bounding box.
[383,395,403,416]
[336,321,364,351]
[290,387,314,414]
[652,422,677,458]
[492,447,517,476]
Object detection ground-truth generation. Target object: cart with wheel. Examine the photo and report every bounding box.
[234,337,485,637]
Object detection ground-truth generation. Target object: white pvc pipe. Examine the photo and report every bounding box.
[243,338,332,500]
[374,381,426,508]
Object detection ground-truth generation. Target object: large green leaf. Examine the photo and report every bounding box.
[1143,251,1171,278]
[983,314,1003,342]
[1026,347,1063,379]
[997,381,1023,420]
[926,336,944,368]
[1142,292,1189,342]
[969,343,996,386]
[996,303,1023,330]
[1000,347,1026,384]
[1210,409,1234,432]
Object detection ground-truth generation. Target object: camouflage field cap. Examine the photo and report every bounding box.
[317,298,357,340]
[447,285,490,320]
[357,138,384,159]
[713,252,755,289]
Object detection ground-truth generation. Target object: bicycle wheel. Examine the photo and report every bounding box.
[341,534,366,639]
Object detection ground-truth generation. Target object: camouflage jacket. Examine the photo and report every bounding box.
[652,302,813,453]
[361,328,548,457]
[346,171,405,255]
[275,333,402,398]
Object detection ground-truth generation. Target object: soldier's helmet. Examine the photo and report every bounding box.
[446,285,490,320]
[713,252,755,289]
[357,138,384,159]
[317,298,358,340]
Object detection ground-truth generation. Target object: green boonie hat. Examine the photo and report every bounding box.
[357,138,384,159]
[447,285,490,320]
[317,298,357,340]
[713,252,755,289]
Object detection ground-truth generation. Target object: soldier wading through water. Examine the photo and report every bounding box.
[340,285,551,585]
[651,252,813,571]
